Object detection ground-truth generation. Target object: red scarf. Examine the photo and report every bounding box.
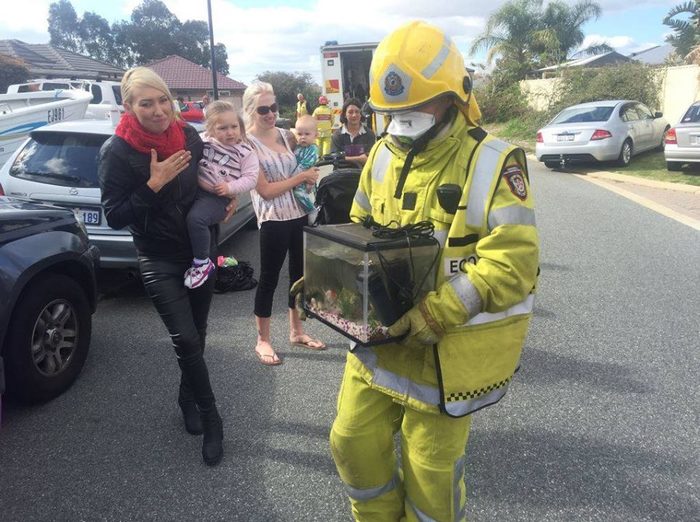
[115,112,187,160]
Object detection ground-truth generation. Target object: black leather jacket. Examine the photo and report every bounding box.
[98,125,204,258]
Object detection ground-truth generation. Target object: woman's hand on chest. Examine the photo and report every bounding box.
[147,149,192,193]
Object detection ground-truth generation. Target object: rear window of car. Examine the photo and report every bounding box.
[551,106,614,124]
[9,132,109,188]
[681,104,700,123]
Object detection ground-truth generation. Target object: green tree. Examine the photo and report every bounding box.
[213,44,229,76]
[552,62,661,115]
[470,0,606,86]
[663,1,700,58]
[46,0,231,74]
[255,71,321,120]
[469,0,542,85]
[0,54,30,93]
[127,0,181,64]
[48,0,81,52]
[179,20,210,68]
[79,12,113,63]
[536,1,609,64]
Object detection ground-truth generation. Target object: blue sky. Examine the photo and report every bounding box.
[0,0,680,84]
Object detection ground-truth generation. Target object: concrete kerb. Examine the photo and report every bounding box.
[525,154,700,194]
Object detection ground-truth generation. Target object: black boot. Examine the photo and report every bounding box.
[177,349,223,466]
[178,383,203,435]
[200,406,224,466]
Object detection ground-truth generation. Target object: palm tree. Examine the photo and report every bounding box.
[536,0,608,64]
[469,0,543,83]
[469,0,606,83]
[663,1,700,59]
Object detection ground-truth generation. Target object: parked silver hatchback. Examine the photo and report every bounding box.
[536,100,669,169]
[664,101,700,171]
[0,119,256,269]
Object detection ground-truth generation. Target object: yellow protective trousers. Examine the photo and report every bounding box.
[330,355,472,521]
[316,135,332,157]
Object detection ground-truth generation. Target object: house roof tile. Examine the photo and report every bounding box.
[0,39,124,79]
[145,55,246,91]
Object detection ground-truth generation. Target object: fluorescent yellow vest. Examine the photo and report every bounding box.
[349,112,539,417]
[312,105,334,137]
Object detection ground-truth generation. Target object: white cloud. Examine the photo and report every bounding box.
[0,0,672,86]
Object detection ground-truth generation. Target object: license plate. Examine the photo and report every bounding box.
[79,208,101,225]
[691,135,700,145]
[557,134,575,142]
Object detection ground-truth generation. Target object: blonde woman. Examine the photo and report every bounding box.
[98,67,225,466]
[243,82,326,366]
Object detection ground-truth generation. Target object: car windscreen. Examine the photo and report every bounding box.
[680,104,700,123]
[550,106,614,124]
[9,132,109,188]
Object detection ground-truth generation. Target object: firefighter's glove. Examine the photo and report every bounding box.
[387,301,444,347]
[290,276,306,320]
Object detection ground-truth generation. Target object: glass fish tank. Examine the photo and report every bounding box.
[303,223,439,346]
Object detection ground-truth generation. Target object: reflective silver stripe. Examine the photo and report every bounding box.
[344,473,398,502]
[371,144,392,183]
[453,456,467,521]
[407,498,439,522]
[421,35,451,79]
[488,205,536,230]
[354,188,371,211]
[466,294,534,326]
[448,273,482,318]
[353,347,441,406]
[466,139,510,227]
[433,229,448,248]
[444,382,511,417]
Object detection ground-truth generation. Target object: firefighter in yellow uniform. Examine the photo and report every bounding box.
[329,21,540,521]
[313,95,334,156]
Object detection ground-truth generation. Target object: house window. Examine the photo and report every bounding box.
[207,90,231,97]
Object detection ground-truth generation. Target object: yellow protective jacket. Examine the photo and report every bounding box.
[349,111,539,417]
[312,105,334,137]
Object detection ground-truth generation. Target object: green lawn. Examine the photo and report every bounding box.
[487,121,700,187]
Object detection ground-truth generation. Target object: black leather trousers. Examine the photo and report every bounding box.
[139,255,217,412]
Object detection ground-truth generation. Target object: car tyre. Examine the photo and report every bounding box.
[666,161,683,172]
[616,140,632,167]
[543,161,560,169]
[4,274,92,404]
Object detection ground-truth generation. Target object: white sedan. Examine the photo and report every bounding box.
[664,101,700,171]
[536,100,669,169]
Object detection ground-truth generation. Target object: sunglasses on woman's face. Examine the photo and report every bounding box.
[256,103,278,115]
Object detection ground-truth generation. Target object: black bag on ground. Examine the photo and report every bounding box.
[315,168,361,225]
[214,261,258,293]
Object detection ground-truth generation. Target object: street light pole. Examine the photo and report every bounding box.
[207,0,219,100]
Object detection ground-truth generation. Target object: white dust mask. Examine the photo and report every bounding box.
[387,111,436,140]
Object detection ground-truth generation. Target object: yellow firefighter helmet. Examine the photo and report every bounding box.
[369,21,481,125]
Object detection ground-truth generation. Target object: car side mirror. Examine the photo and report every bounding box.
[654,111,663,118]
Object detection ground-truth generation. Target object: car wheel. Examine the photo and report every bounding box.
[543,161,560,169]
[4,274,91,404]
[616,140,633,167]
[666,161,683,172]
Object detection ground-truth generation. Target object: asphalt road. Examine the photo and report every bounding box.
[1,162,698,521]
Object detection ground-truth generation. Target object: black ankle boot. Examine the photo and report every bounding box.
[178,397,203,435]
[200,408,223,466]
